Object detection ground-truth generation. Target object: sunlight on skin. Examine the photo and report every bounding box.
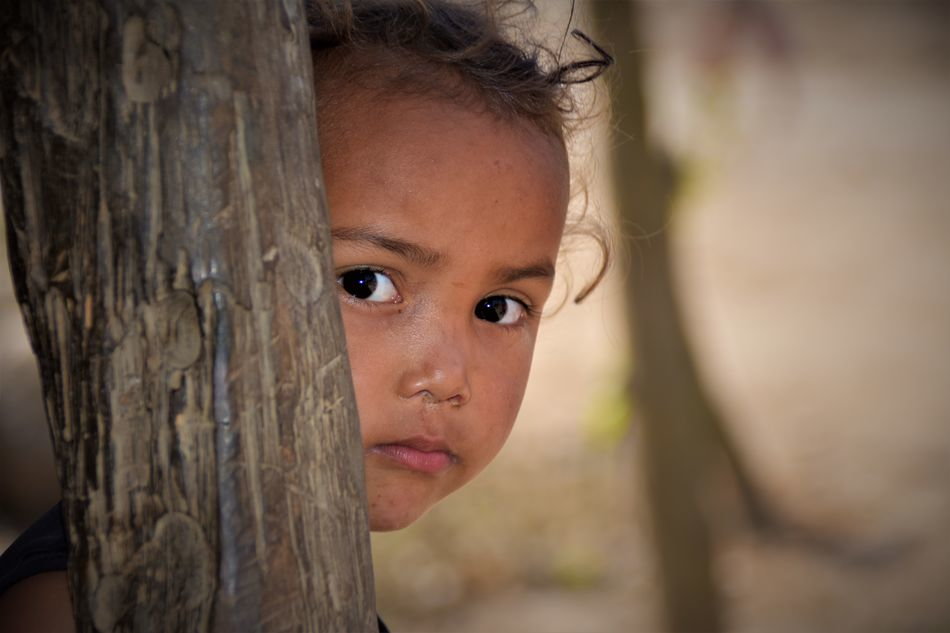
[321,94,570,531]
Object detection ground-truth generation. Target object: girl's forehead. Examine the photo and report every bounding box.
[320,91,568,193]
[321,94,569,267]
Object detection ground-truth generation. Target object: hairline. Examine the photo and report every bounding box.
[311,44,567,147]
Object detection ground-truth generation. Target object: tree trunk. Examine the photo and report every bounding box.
[589,2,722,631]
[0,1,377,631]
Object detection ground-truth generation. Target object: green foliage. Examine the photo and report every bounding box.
[584,374,634,450]
[550,546,605,590]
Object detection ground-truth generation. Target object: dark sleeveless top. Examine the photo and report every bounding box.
[0,503,69,597]
[0,503,390,632]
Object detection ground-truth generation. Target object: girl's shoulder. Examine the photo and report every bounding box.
[0,502,68,597]
[0,502,72,630]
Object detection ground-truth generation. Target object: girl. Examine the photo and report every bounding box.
[0,0,609,629]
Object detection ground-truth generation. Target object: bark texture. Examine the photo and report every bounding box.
[0,1,377,631]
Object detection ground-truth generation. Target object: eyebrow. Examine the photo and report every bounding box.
[494,262,556,285]
[331,225,555,284]
[331,226,444,267]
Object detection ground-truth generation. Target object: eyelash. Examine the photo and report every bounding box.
[509,297,538,319]
[335,267,537,326]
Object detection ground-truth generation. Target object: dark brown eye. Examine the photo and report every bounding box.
[338,269,399,302]
[474,296,525,325]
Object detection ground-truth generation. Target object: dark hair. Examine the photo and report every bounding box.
[306,0,612,302]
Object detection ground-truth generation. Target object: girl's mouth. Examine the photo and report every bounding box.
[370,437,457,474]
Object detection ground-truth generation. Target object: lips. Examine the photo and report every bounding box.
[370,436,457,474]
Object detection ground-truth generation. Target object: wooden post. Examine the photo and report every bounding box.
[0,1,377,631]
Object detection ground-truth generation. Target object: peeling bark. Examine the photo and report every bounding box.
[0,1,377,631]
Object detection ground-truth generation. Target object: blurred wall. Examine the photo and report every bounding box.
[654,2,950,630]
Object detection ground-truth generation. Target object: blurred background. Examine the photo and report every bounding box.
[2,1,949,631]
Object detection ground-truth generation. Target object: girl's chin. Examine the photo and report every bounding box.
[368,506,429,532]
[365,484,437,531]
[364,460,461,531]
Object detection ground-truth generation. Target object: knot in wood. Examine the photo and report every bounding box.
[121,12,176,103]
[91,512,214,631]
[163,290,202,369]
[278,234,325,306]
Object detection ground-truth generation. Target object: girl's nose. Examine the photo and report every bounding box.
[397,330,472,407]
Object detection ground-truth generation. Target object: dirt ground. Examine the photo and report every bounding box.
[2,2,949,632]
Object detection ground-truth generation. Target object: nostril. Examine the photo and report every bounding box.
[398,361,472,406]
[413,389,468,407]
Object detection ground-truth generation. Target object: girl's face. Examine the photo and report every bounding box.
[321,94,569,531]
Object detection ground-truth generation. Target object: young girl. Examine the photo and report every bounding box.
[0,0,609,629]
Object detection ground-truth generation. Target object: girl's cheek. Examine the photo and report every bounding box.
[337,310,391,396]
[482,348,533,420]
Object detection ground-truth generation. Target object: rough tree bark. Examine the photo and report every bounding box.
[0,1,377,631]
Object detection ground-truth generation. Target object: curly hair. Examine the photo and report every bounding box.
[306,0,611,301]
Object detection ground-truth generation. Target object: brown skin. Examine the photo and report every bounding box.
[0,572,73,632]
[0,95,569,625]
[324,95,568,530]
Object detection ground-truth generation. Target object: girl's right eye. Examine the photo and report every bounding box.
[337,268,400,303]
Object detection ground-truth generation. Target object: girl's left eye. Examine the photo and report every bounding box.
[474,296,527,325]
[337,268,400,303]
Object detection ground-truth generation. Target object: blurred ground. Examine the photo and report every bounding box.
[2,1,949,631]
